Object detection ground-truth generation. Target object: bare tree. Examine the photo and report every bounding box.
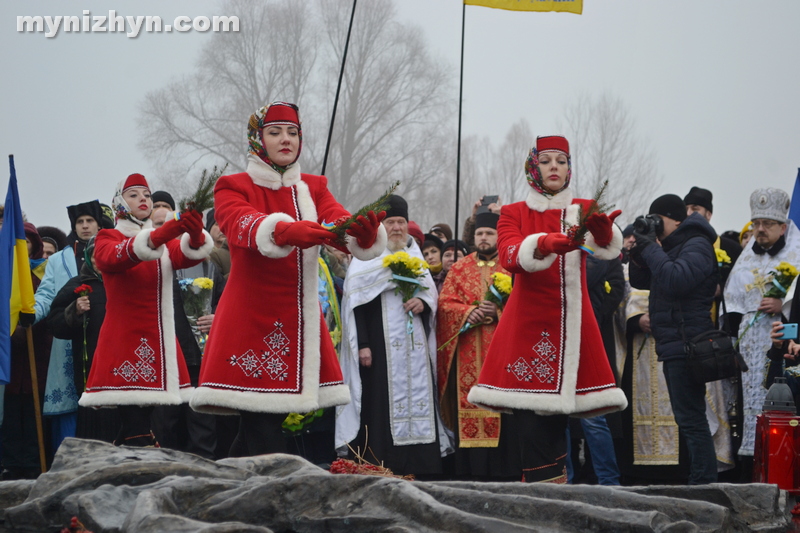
[138,0,454,214]
[558,93,661,224]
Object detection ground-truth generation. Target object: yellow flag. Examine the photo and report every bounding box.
[464,0,583,14]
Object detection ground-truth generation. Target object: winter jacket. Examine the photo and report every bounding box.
[630,213,718,361]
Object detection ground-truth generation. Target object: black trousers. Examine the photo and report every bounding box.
[514,409,569,483]
[229,411,288,457]
[152,404,217,459]
[2,394,41,472]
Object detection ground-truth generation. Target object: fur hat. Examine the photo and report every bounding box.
[750,188,790,223]
[36,225,68,251]
[66,200,102,231]
[649,194,687,222]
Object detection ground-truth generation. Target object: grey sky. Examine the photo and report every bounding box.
[2,0,798,236]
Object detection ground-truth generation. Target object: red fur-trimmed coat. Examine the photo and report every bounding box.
[79,220,213,407]
[467,188,628,417]
[192,157,387,415]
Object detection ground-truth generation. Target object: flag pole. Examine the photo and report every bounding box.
[321,0,358,177]
[25,327,47,473]
[454,2,466,241]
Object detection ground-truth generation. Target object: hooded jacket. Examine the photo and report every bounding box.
[630,213,718,361]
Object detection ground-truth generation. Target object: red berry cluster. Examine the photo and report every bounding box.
[60,516,93,533]
[329,458,384,475]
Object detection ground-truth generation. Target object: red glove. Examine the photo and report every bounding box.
[273,220,335,249]
[585,209,622,247]
[346,210,386,249]
[182,210,206,249]
[537,233,579,256]
[150,218,185,248]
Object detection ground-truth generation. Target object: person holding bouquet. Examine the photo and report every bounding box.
[336,195,451,478]
[78,173,213,446]
[191,102,387,457]
[467,135,627,483]
[436,211,521,480]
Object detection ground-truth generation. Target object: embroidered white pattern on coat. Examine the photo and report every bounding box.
[227,321,291,381]
[112,338,158,382]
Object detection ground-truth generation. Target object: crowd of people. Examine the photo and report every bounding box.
[1,107,796,489]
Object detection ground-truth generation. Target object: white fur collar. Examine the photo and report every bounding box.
[525,187,574,212]
[115,218,153,238]
[246,154,302,190]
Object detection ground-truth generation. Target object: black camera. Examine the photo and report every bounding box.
[633,214,663,237]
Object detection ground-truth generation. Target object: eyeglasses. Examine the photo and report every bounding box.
[751,219,780,230]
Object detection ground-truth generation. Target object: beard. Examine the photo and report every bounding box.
[387,233,408,252]
[476,243,497,257]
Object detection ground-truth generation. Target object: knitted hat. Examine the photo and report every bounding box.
[622,224,635,238]
[442,239,469,257]
[407,220,424,244]
[524,135,571,197]
[99,204,115,229]
[205,208,217,233]
[684,186,713,213]
[151,190,176,211]
[422,233,443,252]
[66,200,102,230]
[649,194,687,222]
[429,223,453,241]
[739,221,754,244]
[475,211,499,230]
[385,195,409,221]
[750,188,790,223]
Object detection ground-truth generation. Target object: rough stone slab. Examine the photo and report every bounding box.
[0,438,791,532]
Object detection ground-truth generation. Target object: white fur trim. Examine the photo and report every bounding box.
[79,252,187,407]
[245,154,301,190]
[346,224,388,261]
[132,228,164,262]
[255,212,295,258]
[584,223,623,261]
[525,188,573,212]
[179,231,214,260]
[518,233,557,273]
[115,218,152,238]
[571,387,628,417]
[193,180,330,415]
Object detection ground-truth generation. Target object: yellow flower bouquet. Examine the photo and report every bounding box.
[439,272,513,350]
[383,250,429,342]
[736,261,799,348]
[178,277,214,354]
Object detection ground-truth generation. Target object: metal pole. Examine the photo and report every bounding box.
[454,3,466,241]
[321,0,358,176]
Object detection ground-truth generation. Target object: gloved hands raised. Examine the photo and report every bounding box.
[273,220,336,249]
[149,217,185,249]
[181,210,206,249]
[585,209,622,247]
[537,233,580,256]
[346,210,386,249]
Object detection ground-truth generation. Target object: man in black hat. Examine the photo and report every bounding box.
[630,194,718,484]
[337,195,451,477]
[684,186,742,281]
[436,211,520,480]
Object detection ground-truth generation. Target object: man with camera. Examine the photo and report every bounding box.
[629,194,719,484]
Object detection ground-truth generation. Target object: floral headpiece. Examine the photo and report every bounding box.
[112,173,151,227]
[524,135,571,197]
[247,101,302,174]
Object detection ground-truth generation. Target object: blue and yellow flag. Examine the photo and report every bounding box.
[464,0,582,14]
[0,155,35,384]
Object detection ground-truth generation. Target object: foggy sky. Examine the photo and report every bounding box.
[2,0,798,235]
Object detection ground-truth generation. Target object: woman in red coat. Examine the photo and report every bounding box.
[191,102,386,456]
[467,135,628,482]
[79,173,212,446]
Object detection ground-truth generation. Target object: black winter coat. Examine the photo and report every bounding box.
[630,213,718,361]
